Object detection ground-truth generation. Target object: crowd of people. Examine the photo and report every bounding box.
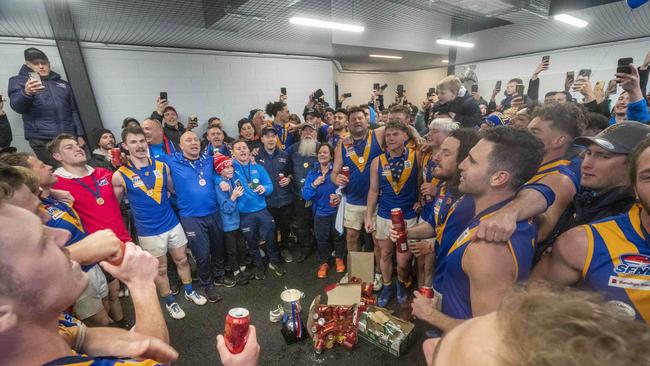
[1,46,650,365]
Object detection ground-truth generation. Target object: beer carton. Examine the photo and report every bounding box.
[357,305,415,357]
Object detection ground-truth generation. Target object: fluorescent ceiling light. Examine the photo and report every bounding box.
[436,39,474,48]
[441,60,449,63]
[289,17,364,32]
[369,54,402,60]
[553,13,588,28]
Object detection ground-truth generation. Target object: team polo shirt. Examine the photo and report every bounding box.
[580,204,650,323]
[340,130,383,206]
[40,196,93,271]
[376,148,419,220]
[53,166,131,242]
[438,199,537,319]
[230,159,273,214]
[269,121,295,150]
[116,159,178,236]
[161,152,217,218]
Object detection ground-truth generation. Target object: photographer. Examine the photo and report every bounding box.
[8,48,85,166]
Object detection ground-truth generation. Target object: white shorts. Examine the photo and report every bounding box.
[138,223,187,258]
[343,203,367,231]
[374,215,418,240]
[74,265,108,320]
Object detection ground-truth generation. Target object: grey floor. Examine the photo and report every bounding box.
[123,253,429,365]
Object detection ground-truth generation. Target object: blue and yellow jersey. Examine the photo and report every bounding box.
[117,159,179,237]
[44,354,163,365]
[431,195,475,291]
[419,151,440,222]
[340,130,384,206]
[377,148,419,220]
[41,197,93,271]
[527,158,579,193]
[581,204,650,323]
[438,199,537,319]
[268,121,295,150]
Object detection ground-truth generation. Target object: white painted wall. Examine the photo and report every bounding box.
[0,40,334,152]
[458,37,650,105]
[335,67,447,108]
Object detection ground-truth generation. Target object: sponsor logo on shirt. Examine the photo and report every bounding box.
[98,177,109,186]
[615,254,650,276]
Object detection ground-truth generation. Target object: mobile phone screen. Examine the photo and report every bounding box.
[542,55,550,63]
[160,92,167,101]
[373,83,380,90]
[281,87,287,95]
[617,58,633,74]
[471,84,479,93]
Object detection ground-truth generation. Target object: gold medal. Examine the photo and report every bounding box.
[96,197,105,205]
[198,178,207,186]
[146,189,153,196]
[303,162,309,168]
[358,157,364,164]
[145,171,150,176]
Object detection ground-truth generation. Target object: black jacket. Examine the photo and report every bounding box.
[0,114,12,148]
[8,65,84,140]
[150,110,186,150]
[87,150,115,172]
[433,94,481,128]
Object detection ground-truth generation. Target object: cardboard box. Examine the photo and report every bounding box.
[357,306,415,357]
[347,251,374,284]
[307,284,361,336]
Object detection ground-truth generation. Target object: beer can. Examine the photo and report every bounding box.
[420,287,434,299]
[314,338,325,354]
[225,307,250,354]
[391,208,409,253]
[329,194,339,207]
[341,166,350,179]
[251,178,260,189]
[278,173,285,182]
[110,148,122,167]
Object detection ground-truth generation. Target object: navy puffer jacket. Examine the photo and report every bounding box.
[8,64,84,140]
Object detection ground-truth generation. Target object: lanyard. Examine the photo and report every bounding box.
[73,176,104,205]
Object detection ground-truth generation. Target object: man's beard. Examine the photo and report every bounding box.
[298,138,317,157]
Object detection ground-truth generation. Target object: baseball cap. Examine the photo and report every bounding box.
[300,122,317,131]
[303,108,322,120]
[483,112,510,127]
[24,47,48,62]
[574,121,650,154]
[261,126,277,136]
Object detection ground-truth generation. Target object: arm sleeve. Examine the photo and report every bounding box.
[527,78,540,102]
[452,98,482,128]
[7,76,34,113]
[377,94,385,112]
[215,185,237,214]
[414,111,428,136]
[520,182,556,208]
[259,166,274,196]
[627,99,650,124]
[302,171,318,201]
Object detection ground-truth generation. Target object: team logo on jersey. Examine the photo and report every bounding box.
[153,170,162,178]
[615,254,650,276]
[47,206,64,220]
[98,177,109,186]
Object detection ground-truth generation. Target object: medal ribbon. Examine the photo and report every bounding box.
[271,122,288,149]
[119,159,164,203]
[378,148,415,195]
[345,131,372,172]
[73,176,103,204]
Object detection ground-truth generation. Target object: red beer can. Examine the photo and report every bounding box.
[329,194,339,207]
[110,148,122,167]
[224,307,250,354]
[341,166,350,179]
[278,173,285,182]
[391,208,409,253]
[420,287,434,299]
